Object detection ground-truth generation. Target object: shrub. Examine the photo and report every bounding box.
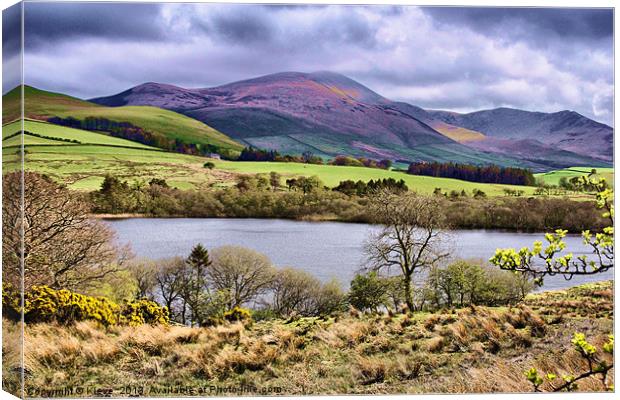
[270,268,320,317]
[3,285,169,327]
[23,286,121,326]
[348,272,389,313]
[422,261,534,310]
[121,299,170,326]
[223,306,253,324]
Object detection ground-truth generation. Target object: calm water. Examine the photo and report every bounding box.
[107,218,613,291]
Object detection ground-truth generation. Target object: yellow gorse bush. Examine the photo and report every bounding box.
[2,284,169,326]
[223,306,252,323]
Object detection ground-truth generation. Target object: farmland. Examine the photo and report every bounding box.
[2,120,540,196]
[3,85,244,153]
[3,120,157,149]
[2,119,612,198]
[535,167,614,187]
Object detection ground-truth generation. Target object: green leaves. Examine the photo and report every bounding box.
[603,334,614,354]
[523,332,613,392]
[490,175,613,282]
[525,368,543,387]
[571,333,597,356]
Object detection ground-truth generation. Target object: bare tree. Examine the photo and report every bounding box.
[127,258,158,299]
[269,267,319,316]
[2,172,126,291]
[208,246,276,308]
[153,257,187,322]
[364,190,449,310]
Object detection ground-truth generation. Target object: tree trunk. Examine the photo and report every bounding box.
[403,274,414,311]
[181,300,187,325]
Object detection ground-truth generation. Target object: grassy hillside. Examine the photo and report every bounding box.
[3,120,606,199]
[535,167,614,186]
[3,85,98,123]
[429,121,486,142]
[3,281,612,395]
[213,160,539,197]
[3,85,244,153]
[3,120,157,149]
[2,144,217,191]
[2,121,221,190]
[2,121,538,195]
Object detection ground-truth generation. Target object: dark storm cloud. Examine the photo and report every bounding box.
[185,4,378,49]
[3,2,22,93]
[9,3,614,125]
[23,2,165,49]
[3,3,21,58]
[423,7,613,44]
[189,5,275,44]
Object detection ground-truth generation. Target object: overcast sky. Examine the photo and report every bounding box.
[2,3,614,125]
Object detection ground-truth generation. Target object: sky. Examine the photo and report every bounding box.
[2,3,614,125]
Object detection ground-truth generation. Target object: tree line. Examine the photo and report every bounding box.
[407,161,536,186]
[89,173,607,233]
[3,171,610,327]
[238,147,392,170]
[129,245,346,325]
[47,116,237,159]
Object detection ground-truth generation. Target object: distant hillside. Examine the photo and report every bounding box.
[427,107,613,162]
[90,72,528,167]
[93,72,453,149]
[90,71,612,170]
[3,85,244,155]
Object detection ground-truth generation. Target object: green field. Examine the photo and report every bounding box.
[0,124,593,196]
[213,159,540,197]
[3,119,609,197]
[3,120,158,149]
[535,167,614,186]
[3,85,244,152]
[5,143,546,195]
[2,121,216,190]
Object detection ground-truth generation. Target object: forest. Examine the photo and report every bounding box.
[407,161,537,186]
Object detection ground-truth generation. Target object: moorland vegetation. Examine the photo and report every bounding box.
[1,171,614,395]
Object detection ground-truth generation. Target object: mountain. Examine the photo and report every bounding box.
[427,107,613,162]
[3,85,244,154]
[90,72,613,170]
[92,72,455,153]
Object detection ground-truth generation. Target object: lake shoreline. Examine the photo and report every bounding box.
[94,213,586,234]
[105,217,610,291]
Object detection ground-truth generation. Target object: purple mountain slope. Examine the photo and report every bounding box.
[90,72,612,169]
[427,108,613,162]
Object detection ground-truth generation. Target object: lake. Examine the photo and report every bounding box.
[107,218,613,291]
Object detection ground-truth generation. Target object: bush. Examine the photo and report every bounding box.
[270,268,320,317]
[23,286,121,326]
[314,279,347,316]
[349,272,390,312]
[2,285,169,326]
[422,261,534,310]
[223,306,253,323]
[2,283,21,321]
[121,299,170,326]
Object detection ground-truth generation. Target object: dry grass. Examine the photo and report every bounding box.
[3,281,613,396]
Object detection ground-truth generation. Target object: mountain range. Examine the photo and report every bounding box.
[90,71,612,171]
[5,71,611,172]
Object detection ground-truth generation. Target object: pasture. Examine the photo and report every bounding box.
[3,120,609,198]
[535,167,614,186]
[3,85,243,152]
